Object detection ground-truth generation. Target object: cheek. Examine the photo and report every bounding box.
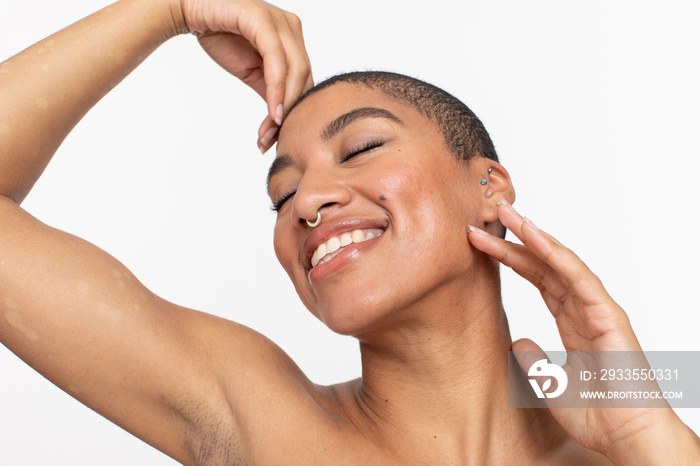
[273,220,320,314]
[375,156,476,270]
[373,158,432,207]
[375,157,460,230]
[273,220,297,277]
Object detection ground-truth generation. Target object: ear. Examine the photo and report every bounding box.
[472,159,515,229]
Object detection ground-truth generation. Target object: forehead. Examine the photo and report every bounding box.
[276,83,430,152]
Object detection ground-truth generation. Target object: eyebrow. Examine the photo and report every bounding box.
[266,107,403,193]
[321,106,403,141]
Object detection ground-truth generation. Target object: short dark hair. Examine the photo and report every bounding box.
[289,71,498,164]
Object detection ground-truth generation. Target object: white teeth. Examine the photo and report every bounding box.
[351,229,365,243]
[310,228,384,268]
[340,232,352,247]
[326,236,341,254]
[317,242,327,259]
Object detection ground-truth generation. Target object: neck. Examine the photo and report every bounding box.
[349,268,566,462]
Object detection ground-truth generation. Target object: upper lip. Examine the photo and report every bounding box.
[302,217,389,270]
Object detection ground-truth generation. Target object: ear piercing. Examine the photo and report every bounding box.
[481,168,493,185]
[306,211,321,228]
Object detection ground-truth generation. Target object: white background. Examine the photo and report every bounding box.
[1,0,699,464]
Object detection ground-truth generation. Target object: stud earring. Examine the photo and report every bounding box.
[480,179,487,185]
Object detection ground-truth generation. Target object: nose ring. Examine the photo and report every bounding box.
[306,211,321,228]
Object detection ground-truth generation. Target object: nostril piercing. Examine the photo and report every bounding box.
[306,211,321,228]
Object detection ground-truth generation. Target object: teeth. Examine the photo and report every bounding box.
[351,230,365,243]
[340,232,352,247]
[326,236,341,254]
[310,228,383,268]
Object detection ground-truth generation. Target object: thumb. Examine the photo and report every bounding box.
[511,337,548,374]
[511,338,571,407]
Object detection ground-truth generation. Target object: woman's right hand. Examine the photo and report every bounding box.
[176,0,314,151]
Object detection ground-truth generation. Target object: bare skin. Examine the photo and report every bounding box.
[0,0,698,464]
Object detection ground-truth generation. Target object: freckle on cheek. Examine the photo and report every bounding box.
[379,195,387,201]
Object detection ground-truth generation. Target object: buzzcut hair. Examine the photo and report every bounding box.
[289,71,499,164]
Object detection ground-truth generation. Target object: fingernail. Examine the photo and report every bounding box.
[498,199,519,215]
[260,126,279,148]
[468,225,490,236]
[274,104,284,126]
[523,217,539,231]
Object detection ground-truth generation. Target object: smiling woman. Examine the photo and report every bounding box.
[1,0,700,465]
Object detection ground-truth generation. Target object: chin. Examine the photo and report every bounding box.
[312,285,408,337]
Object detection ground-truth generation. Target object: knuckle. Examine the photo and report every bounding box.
[531,263,549,283]
[565,269,586,287]
[290,60,311,78]
[496,246,510,263]
[287,12,303,30]
[268,79,286,92]
[539,243,556,262]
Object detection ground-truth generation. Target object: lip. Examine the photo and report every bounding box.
[302,217,389,271]
[307,236,381,284]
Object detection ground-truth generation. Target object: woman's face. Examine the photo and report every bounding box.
[269,83,494,336]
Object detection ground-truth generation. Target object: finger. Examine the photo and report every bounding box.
[512,337,546,357]
[540,287,566,319]
[305,73,315,93]
[511,339,571,409]
[237,14,288,124]
[257,115,279,154]
[197,33,268,99]
[496,201,609,306]
[468,225,569,301]
[511,337,550,394]
[511,269,565,319]
[276,13,313,111]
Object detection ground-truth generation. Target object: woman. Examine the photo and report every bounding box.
[1,0,698,464]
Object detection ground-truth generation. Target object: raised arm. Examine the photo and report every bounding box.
[0,0,313,463]
[0,0,311,204]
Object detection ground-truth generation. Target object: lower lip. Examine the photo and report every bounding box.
[307,237,380,284]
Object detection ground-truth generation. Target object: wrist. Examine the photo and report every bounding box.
[166,0,190,37]
[116,0,189,40]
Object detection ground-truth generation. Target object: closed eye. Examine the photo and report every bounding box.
[270,139,384,213]
[270,189,296,212]
[339,139,384,164]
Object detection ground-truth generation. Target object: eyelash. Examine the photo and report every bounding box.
[339,139,384,163]
[270,139,385,213]
[270,189,296,212]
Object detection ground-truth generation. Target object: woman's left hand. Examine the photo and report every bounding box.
[467,200,700,464]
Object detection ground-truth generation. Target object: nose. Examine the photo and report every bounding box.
[291,168,352,228]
